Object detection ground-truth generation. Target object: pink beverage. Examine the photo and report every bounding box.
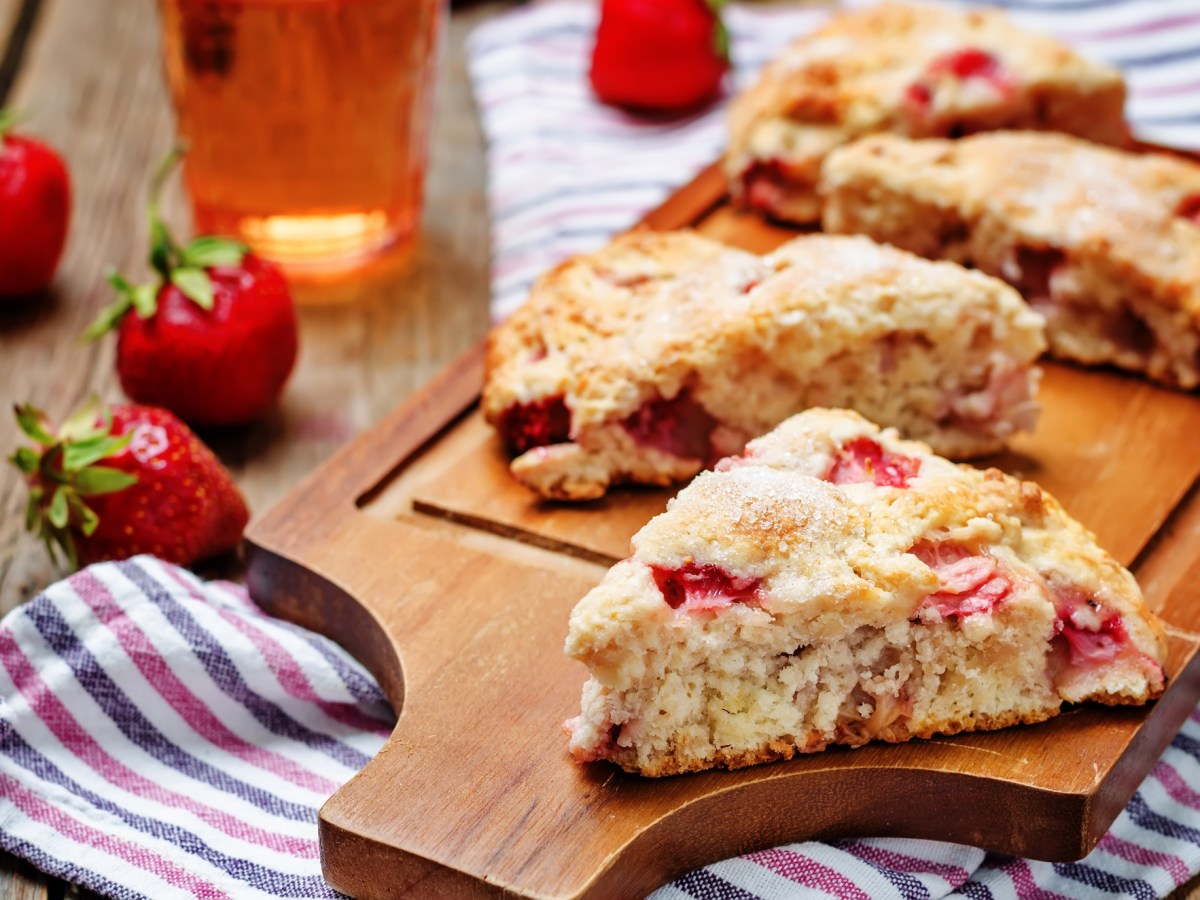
[159,0,444,275]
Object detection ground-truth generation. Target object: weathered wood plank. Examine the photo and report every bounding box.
[0,0,178,611]
[0,0,23,55]
[0,0,496,609]
[0,0,501,897]
[0,857,50,900]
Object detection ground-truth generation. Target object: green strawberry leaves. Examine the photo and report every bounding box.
[14,402,55,445]
[181,235,249,268]
[83,148,249,341]
[0,108,24,147]
[8,396,138,570]
[73,465,138,496]
[170,265,216,310]
[705,0,730,63]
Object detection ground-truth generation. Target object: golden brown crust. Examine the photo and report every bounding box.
[565,409,1167,776]
[727,3,1127,223]
[610,706,1064,777]
[820,132,1200,388]
[485,232,1045,499]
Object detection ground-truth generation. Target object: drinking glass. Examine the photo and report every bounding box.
[159,0,445,276]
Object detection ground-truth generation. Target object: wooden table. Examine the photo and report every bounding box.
[0,0,510,895]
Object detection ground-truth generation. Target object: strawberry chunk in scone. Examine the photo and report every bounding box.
[484,230,1045,501]
[726,3,1128,224]
[564,409,1165,776]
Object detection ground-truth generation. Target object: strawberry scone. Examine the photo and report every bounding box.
[821,132,1200,389]
[564,409,1166,776]
[727,3,1127,224]
[483,230,1045,501]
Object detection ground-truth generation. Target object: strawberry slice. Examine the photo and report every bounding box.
[651,562,762,613]
[740,158,792,213]
[827,437,920,488]
[1177,194,1200,226]
[622,390,719,462]
[498,395,572,455]
[1052,589,1131,667]
[912,542,1013,619]
[906,47,1016,126]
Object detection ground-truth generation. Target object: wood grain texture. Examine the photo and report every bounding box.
[246,344,1200,898]
[0,0,498,616]
[246,162,1200,897]
[0,858,49,900]
[0,0,24,55]
[0,0,507,896]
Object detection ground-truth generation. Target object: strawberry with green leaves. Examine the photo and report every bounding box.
[10,397,249,569]
[85,151,297,427]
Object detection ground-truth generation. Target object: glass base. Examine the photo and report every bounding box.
[196,208,416,280]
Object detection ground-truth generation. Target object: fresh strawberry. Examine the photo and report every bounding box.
[8,397,249,569]
[0,109,70,298]
[589,0,730,114]
[85,150,297,427]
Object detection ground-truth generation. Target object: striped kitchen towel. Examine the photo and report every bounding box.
[6,2,1200,899]
[4,566,1200,898]
[468,0,1200,320]
[0,556,394,899]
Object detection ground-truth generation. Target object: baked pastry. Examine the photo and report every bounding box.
[563,409,1167,776]
[483,230,1045,500]
[727,2,1128,224]
[820,131,1200,389]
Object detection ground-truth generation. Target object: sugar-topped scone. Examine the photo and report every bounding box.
[483,230,1045,500]
[564,409,1167,776]
[727,3,1127,224]
[821,132,1200,389]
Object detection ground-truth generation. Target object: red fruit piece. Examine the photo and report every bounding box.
[589,0,730,114]
[1003,245,1066,305]
[85,150,297,427]
[740,158,791,213]
[0,110,71,298]
[9,397,249,568]
[112,255,296,426]
[498,395,572,455]
[1052,589,1130,668]
[623,390,719,462]
[911,542,1012,619]
[930,47,1012,83]
[906,48,1016,116]
[650,562,762,613]
[1057,614,1128,666]
[1177,194,1200,226]
[827,437,921,488]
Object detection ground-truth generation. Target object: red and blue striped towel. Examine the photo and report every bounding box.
[7,559,1200,899]
[0,557,394,899]
[7,2,1200,898]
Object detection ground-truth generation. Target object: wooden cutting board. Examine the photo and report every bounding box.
[245,162,1200,899]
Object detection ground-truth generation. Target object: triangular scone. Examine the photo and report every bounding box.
[821,132,1200,389]
[564,409,1166,776]
[484,231,1045,501]
[727,3,1127,224]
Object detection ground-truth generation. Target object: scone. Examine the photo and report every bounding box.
[483,230,1045,501]
[564,409,1167,776]
[727,2,1127,224]
[821,131,1200,389]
